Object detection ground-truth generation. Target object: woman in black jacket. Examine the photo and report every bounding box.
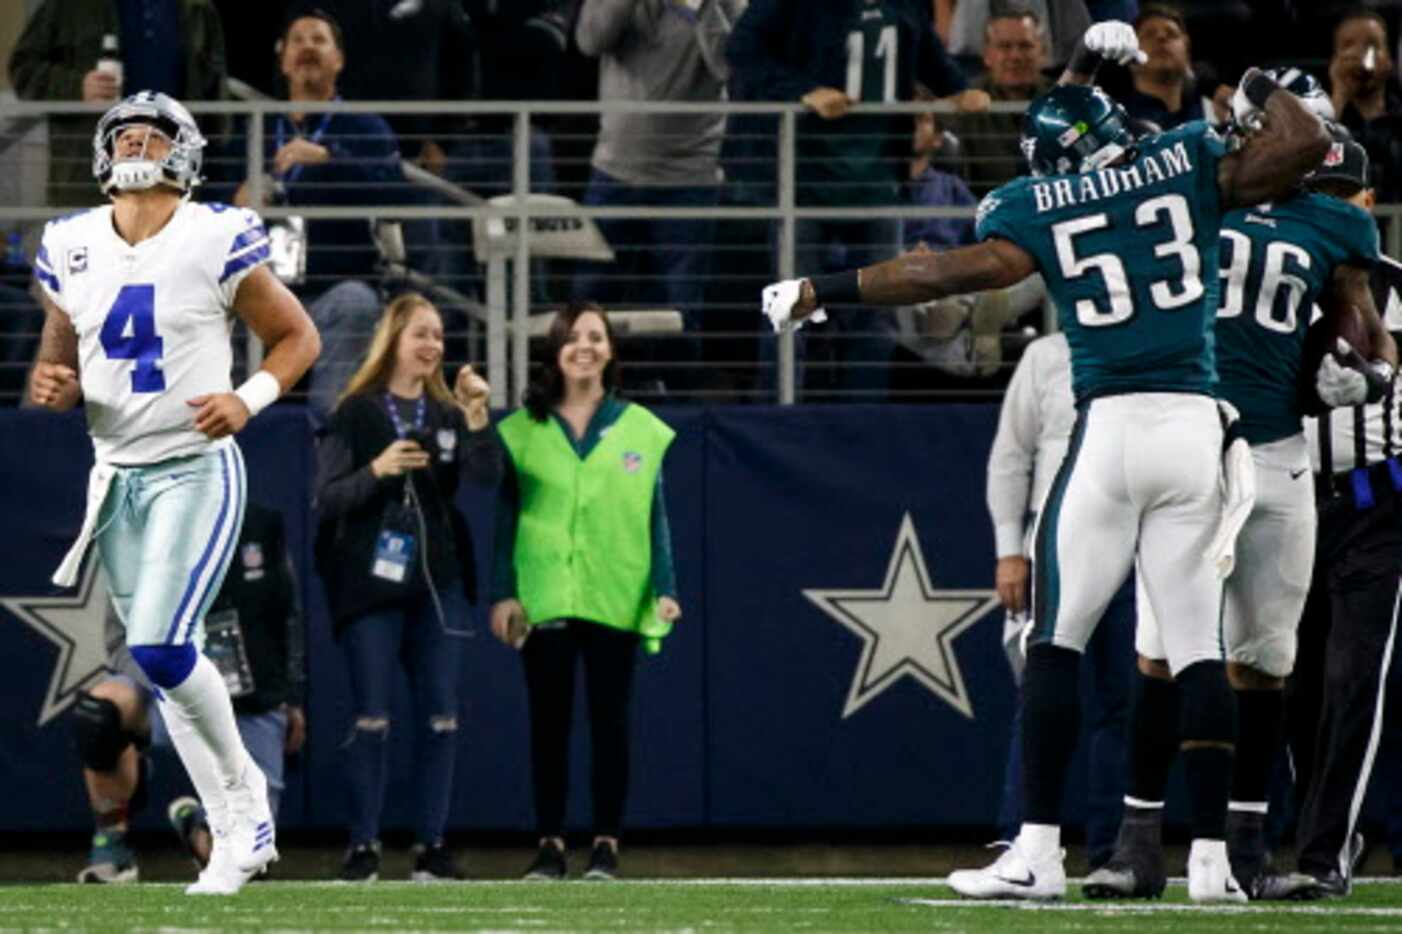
[314,292,503,882]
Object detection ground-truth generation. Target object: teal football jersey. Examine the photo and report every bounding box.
[1215,193,1380,445]
[977,122,1228,402]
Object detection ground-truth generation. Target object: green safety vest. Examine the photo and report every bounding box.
[498,403,676,652]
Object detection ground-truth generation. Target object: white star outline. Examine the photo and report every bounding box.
[1,560,113,726]
[803,513,1001,720]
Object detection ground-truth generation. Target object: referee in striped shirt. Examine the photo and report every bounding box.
[1287,159,1402,896]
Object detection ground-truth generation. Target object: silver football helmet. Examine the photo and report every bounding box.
[92,91,206,195]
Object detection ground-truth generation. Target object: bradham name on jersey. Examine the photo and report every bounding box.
[1031,141,1194,213]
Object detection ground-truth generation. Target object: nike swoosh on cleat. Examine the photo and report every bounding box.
[996,872,1037,888]
[1290,468,1308,480]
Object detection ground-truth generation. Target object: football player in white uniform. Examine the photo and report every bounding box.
[30,91,321,895]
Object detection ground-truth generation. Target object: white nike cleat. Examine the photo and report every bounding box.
[227,762,278,875]
[948,840,1066,900]
[1188,839,1248,904]
[185,826,254,895]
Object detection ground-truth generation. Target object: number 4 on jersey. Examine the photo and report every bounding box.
[100,284,166,392]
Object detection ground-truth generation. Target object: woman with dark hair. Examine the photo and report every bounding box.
[491,302,681,880]
[314,292,503,882]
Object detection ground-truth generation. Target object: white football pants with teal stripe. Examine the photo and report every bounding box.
[96,440,247,648]
[1032,393,1225,675]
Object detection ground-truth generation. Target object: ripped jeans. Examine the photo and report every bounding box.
[341,586,469,846]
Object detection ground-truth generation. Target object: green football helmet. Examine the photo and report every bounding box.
[1020,84,1135,177]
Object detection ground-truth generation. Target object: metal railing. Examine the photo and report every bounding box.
[3,97,1398,407]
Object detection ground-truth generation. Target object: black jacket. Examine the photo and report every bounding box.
[211,502,303,715]
[314,391,504,630]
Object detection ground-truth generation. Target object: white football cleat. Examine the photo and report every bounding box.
[1187,839,1248,904]
[948,840,1066,900]
[227,762,278,875]
[185,827,254,895]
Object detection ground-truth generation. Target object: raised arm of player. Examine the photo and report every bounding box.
[186,265,321,439]
[1218,70,1331,211]
[30,296,81,411]
[1328,263,1399,366]
[792,238,1037,317]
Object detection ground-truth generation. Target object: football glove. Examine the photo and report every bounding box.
[761,279,827,333]
[1316,353,1369,407]
[1082,21,1147,67]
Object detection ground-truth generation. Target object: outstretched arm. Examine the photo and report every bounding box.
[1219,70,1331,211]
[792,239,1037,316]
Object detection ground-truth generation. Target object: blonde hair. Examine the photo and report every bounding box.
[338,292,455,406]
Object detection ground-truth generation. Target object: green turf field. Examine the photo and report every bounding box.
[4,879,1402,932]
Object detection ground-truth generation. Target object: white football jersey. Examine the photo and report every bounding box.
[35,201,270,465]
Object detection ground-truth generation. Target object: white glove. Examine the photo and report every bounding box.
[1316,353,1369,407]
[1207,399,1256,580]
[1082,21,1147,66]
[761,279,827,333]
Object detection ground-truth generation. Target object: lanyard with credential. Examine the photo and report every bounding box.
[384,393,427,439]
[274,107,336,186]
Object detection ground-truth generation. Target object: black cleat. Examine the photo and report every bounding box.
[411,842,464,881]
[338,840,382,882]
[1246,868,1326,901]
[1083,839,1166,899]
[583,842,618,880]
[523,840,567,880]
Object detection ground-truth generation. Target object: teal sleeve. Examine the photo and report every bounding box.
[974,182,1027,248]
[490,463,520,603]
[649,471,677,599]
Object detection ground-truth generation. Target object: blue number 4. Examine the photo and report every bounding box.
[100,284,165,393]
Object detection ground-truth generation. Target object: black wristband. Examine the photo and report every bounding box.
[1066,41,1102,77]
[809,269,861,306]
[1242,71,1279,110]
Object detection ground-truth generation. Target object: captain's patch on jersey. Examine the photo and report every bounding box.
[66,247,87,274]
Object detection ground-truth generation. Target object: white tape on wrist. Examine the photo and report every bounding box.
[234,370,281,418]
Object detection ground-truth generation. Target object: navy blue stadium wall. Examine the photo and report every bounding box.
[0,405,1103,834]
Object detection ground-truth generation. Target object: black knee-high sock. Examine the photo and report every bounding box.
[1021,643,1082,825]
[1177,661,1237,840]
[1230,688,1283,807]
[1125,671,1180,805]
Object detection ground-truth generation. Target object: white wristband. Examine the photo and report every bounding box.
[234,370,281,418]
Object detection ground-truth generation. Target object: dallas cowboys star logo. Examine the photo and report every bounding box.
[804,513,1001,720]
[1,560,113,726]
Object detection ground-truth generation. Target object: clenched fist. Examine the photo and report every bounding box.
[187,392,251,439]
[31,362,81,411]
[454,364,490,430]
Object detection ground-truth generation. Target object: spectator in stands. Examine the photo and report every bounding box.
[904,113,977,250]
[436,2,566,307]
[491,303,680,881]
[71,502,303,884]
[1329,9,1402,204]
[729,0,988,400]
[1118,4,1226,131]
[571,0,744,395]
[313,292,501,882]
[936,0,1091,74]
[946,5,1054,195]
[207,8,402,420]
[9,0,227,207]
[312,1,474,174]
